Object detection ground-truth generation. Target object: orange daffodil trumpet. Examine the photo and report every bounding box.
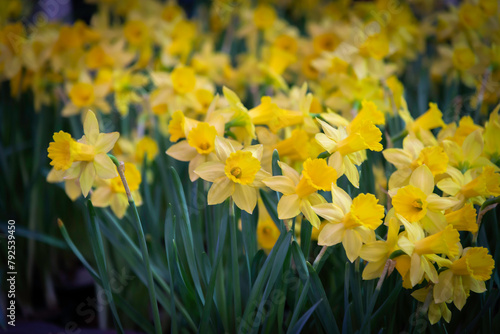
[194,136,270,213]
[47,110,119,197]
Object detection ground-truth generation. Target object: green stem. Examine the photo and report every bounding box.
[111,155,162,334]
[229,198,242,328]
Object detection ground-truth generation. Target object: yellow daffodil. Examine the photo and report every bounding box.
[248,96,303,133]
[397,214,460,287]
[312,188,384,262]
[399,102,445,145]
[91,162,143,218]
[444,203,478,233]
[391,165,459,228]
[316,119,383,188]
[167,116,225,181]
[256,200,280,252]
[483,105,500,163]
[437,166,500,208]
[434,247,494,310]
[360,216,400,279]
[383,135,448,189]
[135,136,159,163]
[194,136,270,213]
[47,110,119,197]
[412,286,452,325]
[442,129,497,172]
[171,66,196,94]
[263,158,337,228]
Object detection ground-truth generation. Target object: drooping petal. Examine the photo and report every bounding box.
[166,141,198,162]
[188,154,206,182]
[79,162,96,197]
[277,194,301,219]
[94,153,118,179]
[300,199,321,228]
[359,242,388,262]
[91,187,112,207]
[194,161,226,182]
[343,229,362,262]
[433,270,454,304]
[410,253,424,287]
[110,193,129,219]
[344,157,360,188]
[65,180,82,201]
[233,184,257,214]
[207,177,234,205]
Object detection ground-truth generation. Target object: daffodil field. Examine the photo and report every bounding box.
[2,0,500,332]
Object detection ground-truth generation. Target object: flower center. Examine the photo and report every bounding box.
[231,167,242,178]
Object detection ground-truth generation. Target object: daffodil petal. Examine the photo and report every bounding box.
[277,194,300,219]
[331,185,352,214]
[343,229,362,262]
[433,270,454,304]
[318,222,345,246]
[95,132,120,153]
[262,176,296,195]
[311,203,343,222]
[111,193,129,219]
[94,153,118,179]
[300,199,321,228]
[79,162,96,197]
[65,180,82,201]
[91,187,112,207]
[83,110,100,144]
[207,177,234,205]
[277,161,300,185]
[188,154,206,182]
[410,165,434,195]
[194,161,225,182]
[233,184,257,214]
[166,141,198,162]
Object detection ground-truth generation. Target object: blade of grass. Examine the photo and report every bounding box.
[164,206,178,334]
[288,299,323,334]
[229,199,242,327]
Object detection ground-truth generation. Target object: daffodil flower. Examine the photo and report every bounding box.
[312,187,385,262]
[397,214,460,287]
[437,165,500,209]
[194,136,270,213]
[263,158,337,228]
[248,96,303,133]
[167,115,225,181]
[360,216,400,279]
[411,286,452,325]
[399,102,445,146]
[315,118,383,188]
[47,110,119,197]
[383,135,448,189]
[442,129,498,172]
[433,247,494,311]
[91,162,143,218]
[391,165,460,232]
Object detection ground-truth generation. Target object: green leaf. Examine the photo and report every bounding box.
[164,206,178,334]
[307,262,340,334]
[260,188,286,232]
[85,200,124,334]
[288,299,323,334]
[168,167,205,304]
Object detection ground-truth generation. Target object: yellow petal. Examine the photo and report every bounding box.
[277,194,301,219]
[83,110,100,144]
[277,161,300,185]
[315,133,336,153]
[318,223,345,246]
[194,161,225,182]
[453,276,467,310]
[433,270,454,304]
[91,187,112,207]
[344,157,360,188]
[462,130,483,162]
[312,203,344,222]
[437,178,461,196]
[111,193,129,219]
[233,184,257,214]
[95,132,120,153]
[166,141,198,162]
[65,180,82,201]
[359,242,388,262]
[426,194,460,211]
[207,177,234,205]
[343,229,362,262]
[94,153,118,179]
[383,149,412,169]
[79,162,96,197]
[215,136,241,161]
[262,176,296,195]
[188,154,206,182]
[410,165,434,195]
[331,185,352,214]
[410,253,424,287]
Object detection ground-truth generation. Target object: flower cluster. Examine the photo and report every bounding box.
[3,0,496,326]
